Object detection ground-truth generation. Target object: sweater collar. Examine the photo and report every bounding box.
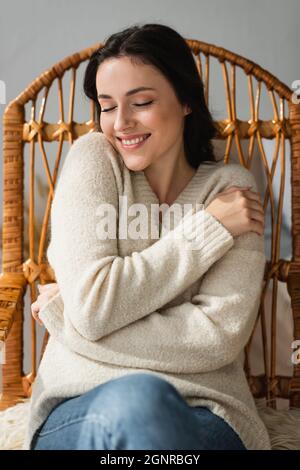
[132,161,217,207]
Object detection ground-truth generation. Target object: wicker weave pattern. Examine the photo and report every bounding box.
[1,39,299,410]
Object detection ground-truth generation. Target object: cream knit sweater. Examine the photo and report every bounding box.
[24,132,271,450]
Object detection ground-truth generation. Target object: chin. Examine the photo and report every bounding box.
[122,159,150,173]
[125,164,146,172]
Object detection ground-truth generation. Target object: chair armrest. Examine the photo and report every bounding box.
[0,273,27,341]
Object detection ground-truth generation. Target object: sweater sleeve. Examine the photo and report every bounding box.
[40,132,234,341]
[85,232,266,373]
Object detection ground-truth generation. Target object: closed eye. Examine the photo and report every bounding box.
[101,101,154,113]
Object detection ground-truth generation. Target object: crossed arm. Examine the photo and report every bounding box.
[39,133,234,342]
[38,133,265,373]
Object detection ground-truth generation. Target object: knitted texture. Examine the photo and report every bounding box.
[25,132,271,450]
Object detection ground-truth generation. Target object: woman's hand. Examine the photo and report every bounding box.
[205,185,265,237]
[31,283,60,326]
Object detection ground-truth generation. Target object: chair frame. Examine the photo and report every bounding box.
[1,39,300,410]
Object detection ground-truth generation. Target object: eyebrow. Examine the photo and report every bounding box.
[97,87,156,99]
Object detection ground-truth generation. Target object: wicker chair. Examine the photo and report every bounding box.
[1,39,300,419]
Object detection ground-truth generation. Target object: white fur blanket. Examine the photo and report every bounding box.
[1,399,300,450]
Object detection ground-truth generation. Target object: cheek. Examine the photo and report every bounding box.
[99,120,115,143]
[146,109,165,126]
[152,105,180,130]
[99,114,108,132]
[102,134,118,152]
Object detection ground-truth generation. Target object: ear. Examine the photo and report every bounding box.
[183,104,192,116]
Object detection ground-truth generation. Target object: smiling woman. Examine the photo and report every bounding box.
[94,54,196,201]
[26,23,269,451]
[83,24,218,205]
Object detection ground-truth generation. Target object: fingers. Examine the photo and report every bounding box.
[243,207,264,235]
[222,186,261,202]
[32,283,58,326]
[223,186,263,208]
[31,303,43,326]
[249,208,265,227]
[244,200,264,215]
[249,219,265,236]
[216,184,265,237]
[243,199,265,229]
[243,190,263,206]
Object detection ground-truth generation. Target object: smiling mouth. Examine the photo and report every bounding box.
[117,134,151,142]
[117,134,151,149]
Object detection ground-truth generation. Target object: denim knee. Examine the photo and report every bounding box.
[87,373,180,422]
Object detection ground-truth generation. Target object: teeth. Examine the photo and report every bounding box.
[122,135,149,145]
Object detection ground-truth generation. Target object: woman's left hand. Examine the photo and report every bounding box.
[31,283,60,326]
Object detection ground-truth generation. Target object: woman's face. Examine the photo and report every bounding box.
[96,56,190,172]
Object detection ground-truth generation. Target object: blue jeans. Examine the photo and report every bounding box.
[31,373,246,450]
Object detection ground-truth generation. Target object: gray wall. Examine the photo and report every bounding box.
[0,0,299,381]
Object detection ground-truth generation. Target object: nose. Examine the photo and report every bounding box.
[113,105,135,133]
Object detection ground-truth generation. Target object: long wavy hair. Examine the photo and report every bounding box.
[83,23,218,168]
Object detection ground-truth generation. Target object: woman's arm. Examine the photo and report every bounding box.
[93,231,265,373]
[40,132,234,341]
[40,229,265,374]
